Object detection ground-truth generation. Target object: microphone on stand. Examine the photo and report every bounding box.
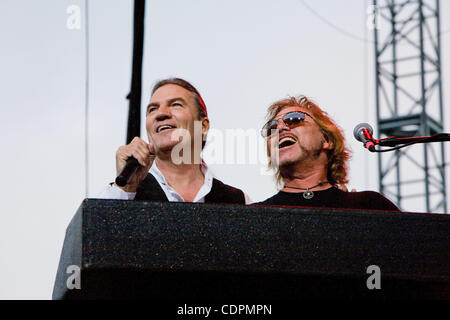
[353,123,376,152]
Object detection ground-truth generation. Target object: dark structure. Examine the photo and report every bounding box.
[126,0,145,143]
[373,0,447,212]
[53,200,450,300]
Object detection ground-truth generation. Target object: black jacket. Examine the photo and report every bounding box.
[134,173,245,204]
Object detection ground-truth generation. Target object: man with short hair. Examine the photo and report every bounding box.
[100,78,250,204]
[258,95,399,211]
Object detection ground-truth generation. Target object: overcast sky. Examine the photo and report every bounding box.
[1,0,449,299]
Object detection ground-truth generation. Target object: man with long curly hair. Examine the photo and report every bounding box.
[258,96,399,211]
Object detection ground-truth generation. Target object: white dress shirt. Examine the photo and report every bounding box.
[98,162,252,204]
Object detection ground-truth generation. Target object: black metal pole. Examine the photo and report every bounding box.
[126,0,146,144]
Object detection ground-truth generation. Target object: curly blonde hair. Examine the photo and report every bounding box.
[265,96,351,188]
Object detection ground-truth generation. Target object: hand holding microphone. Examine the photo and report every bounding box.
[114,137,155,192]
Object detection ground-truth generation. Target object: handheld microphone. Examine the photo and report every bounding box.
[353,123,376,152]
[115,157,140,187]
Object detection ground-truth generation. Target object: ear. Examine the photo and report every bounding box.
[322,140,331,150]
[201,117,210,136]
[322,133,333,151]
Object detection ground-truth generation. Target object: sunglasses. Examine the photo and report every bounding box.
[261,111,313,137]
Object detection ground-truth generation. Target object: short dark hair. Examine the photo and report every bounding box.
[151,78,208,118]
[151,78,209,149]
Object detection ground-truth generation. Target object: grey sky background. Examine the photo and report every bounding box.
[0,0,449,299]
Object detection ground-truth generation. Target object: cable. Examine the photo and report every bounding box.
[298,0,371,43]
[298,0,450,44]
[84,0,90,197]
[363,0,369,189]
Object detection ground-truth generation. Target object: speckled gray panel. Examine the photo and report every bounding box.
[52,199,450,299]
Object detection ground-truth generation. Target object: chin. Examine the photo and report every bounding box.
[278,158,297,168]
[155,140,179,152]
[278,149,302,166]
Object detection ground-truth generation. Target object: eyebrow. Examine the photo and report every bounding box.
[146,97,187,112]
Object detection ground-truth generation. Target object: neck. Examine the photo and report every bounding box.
[155,156,204,187]
[156,145,202,165]
[281,159,330,192]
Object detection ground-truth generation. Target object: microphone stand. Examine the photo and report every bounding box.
[370,133,450,152]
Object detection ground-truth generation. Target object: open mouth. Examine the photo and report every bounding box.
[156,125,177,133]
[278,136,297,149]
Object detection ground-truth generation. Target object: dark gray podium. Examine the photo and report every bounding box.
[52,199,450,300]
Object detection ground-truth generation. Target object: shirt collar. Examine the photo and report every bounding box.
[149,160,214,202]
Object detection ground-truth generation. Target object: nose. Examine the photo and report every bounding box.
[276,119,289,132]
[154,104,172,122]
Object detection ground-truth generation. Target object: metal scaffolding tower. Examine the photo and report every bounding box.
[373,0,447,213]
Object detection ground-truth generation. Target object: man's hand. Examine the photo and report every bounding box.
[114,137,155,193]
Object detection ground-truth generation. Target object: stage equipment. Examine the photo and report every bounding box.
[373,0,447,212]
[53,200,450,300]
